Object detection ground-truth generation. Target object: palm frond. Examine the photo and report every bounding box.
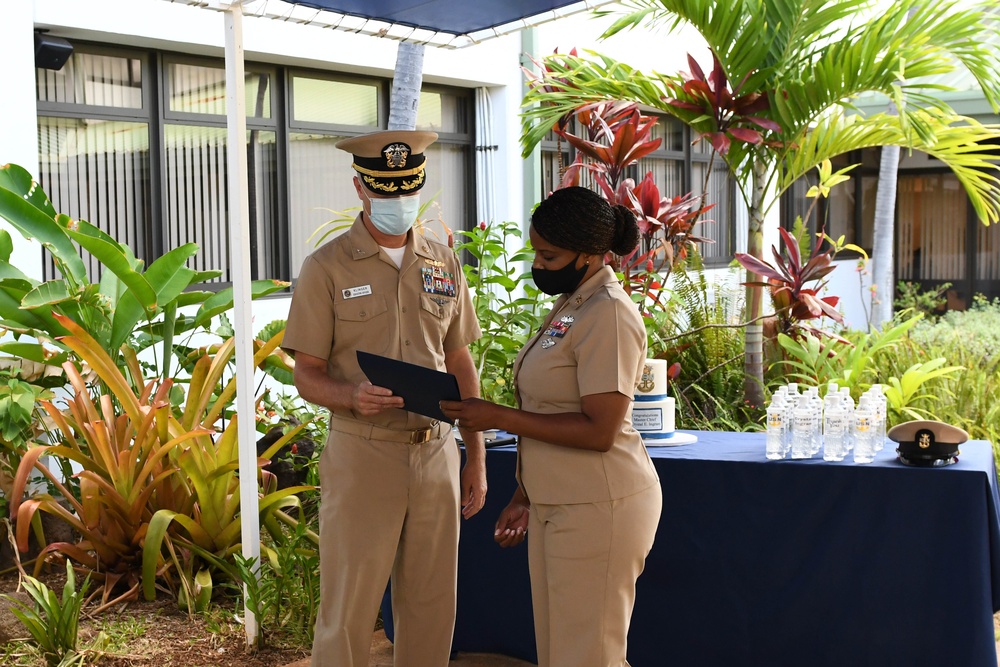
[779,109,1000,224]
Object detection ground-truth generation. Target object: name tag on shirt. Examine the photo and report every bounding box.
[342,285,372,299]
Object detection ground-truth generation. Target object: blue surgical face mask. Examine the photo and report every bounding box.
[363,190,420,236]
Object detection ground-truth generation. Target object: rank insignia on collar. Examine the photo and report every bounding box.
[574,294,584,305]
[540,338,556,349]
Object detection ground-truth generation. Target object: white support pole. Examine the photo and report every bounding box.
[221,1,261,646]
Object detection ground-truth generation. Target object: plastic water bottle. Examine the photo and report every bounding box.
[870,384,887,452]
[840,387,855,452]
[806,387,823,456]
[766,401,787,460]
[853,400,875,464]
[823,406,848,461]
[791,407,814,459]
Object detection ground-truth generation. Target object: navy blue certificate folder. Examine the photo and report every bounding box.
[356,350,460,423]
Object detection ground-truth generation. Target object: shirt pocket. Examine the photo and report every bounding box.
[335,294,390,354]
[418,293,456,360]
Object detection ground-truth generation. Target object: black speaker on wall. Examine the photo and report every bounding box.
[35,33,74,71]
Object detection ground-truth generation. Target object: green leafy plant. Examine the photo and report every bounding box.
[454,220,550,406]
[883,358,963,422]
[895,280,952,317]
[8,314,315,611]
[771,315,923,395]
[2,560,89,667]
[0,372,53,491]
[0,163,288,381]
[226,520,320,646]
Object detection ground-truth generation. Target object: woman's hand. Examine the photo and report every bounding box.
[494,496,530,548]
[440,398,502,432]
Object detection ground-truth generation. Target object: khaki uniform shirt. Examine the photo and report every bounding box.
[282,216,481,429]
[514,266,659,504]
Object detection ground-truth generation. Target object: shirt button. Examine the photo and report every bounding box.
[401,306,407,313]
[405,340,411,346]
[359,311,366,317]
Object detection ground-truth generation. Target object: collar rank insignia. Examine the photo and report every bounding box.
[574,294,584,305]
[384,143,410,168]
[540,338,556,349]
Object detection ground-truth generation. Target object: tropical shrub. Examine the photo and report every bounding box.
[8,314,315,611]
[2,560,89,667]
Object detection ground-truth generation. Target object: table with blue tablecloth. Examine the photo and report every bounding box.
[383,430,1000,666]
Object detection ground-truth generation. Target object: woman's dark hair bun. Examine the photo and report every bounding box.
[609,204,640,256]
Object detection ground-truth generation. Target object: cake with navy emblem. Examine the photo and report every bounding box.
[633,359,676,443]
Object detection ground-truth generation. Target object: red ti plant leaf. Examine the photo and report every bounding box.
[665,50,781,155]
[735,227,846,339]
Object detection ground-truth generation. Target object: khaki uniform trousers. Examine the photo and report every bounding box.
[527,483,662,667]
[311,424,461,667]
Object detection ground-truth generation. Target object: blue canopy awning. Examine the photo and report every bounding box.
[280,0,595,35]
[171,0,613,47]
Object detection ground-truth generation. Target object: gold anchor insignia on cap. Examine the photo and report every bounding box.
[918,432,932,449]
[384,143,410,168]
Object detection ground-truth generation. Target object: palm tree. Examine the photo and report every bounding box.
[519,0,1000,407]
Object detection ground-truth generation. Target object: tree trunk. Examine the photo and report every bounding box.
[388,42,425,131]
[743,158,767,408]
[871,141,899,328]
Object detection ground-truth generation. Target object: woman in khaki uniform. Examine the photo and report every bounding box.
[441,186,661,667]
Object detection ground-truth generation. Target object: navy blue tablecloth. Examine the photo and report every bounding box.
[383,431,1000,666]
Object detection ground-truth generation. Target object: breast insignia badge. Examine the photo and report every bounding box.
[421,266,457,297]
[540,338,556,349]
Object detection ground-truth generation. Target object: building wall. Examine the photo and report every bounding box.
[4,0,842,339]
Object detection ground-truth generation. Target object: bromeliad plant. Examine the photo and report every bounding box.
[8,314,315,610]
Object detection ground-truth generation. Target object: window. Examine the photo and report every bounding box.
[35,43,476,286]
[782,147,1000,304]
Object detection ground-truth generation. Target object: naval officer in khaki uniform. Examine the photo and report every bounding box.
[282,129,487,667]
[442,186,662,667]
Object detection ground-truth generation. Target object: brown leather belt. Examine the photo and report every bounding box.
[330,414,449,445]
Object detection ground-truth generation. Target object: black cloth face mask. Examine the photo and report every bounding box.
[532,253,587,296]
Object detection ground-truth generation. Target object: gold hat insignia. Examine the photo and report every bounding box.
[384,143,410,168]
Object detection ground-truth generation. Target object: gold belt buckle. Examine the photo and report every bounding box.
[410,427,433,445]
